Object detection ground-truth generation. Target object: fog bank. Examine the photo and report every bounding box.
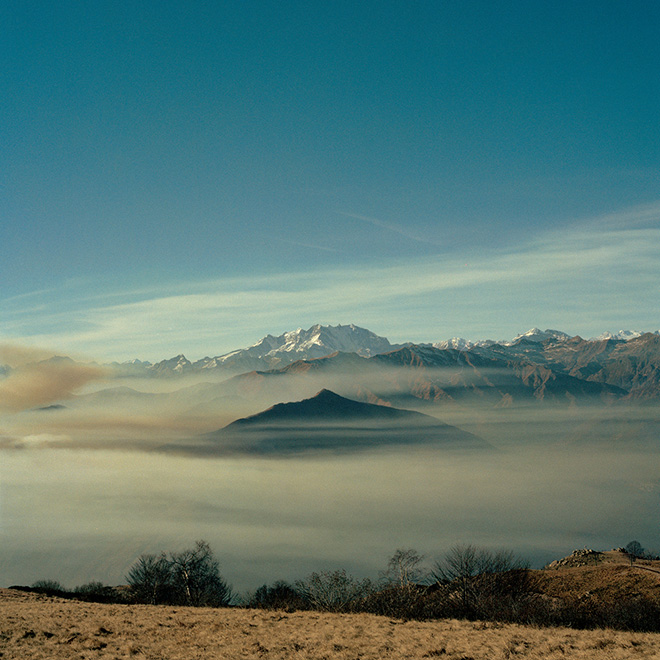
[1,443,658,592]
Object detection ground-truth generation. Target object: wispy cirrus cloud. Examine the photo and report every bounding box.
[272,237,339,253]
[337,211,443,246]
[584,200,660,230]
[2,202,659,361]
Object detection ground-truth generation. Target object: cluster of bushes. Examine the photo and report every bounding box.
[16,579,127,604]
[245,547,535,622]
[244,545,660,633]
[19,540,660,633]
[20,540,232,607]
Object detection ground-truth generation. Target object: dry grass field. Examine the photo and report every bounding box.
[2,588,660,660]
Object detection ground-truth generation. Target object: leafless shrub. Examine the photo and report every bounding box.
[30,579,66,595]
[72,581,117,603]
[296,569,373,612]
[245,580,307,611]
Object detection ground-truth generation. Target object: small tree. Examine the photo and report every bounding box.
[625,540,644,565]
[169,540,232,607]
[296,569,372,612]
[382,548,427,587]
[368,548,429,619]
[126,553,172,605]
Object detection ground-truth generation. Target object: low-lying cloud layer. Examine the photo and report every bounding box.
[1,339,659,592]
[1,442,658,592]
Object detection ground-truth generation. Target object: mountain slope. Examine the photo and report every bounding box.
[185,389,490,455]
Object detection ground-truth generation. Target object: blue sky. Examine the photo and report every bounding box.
[2,1,659,361]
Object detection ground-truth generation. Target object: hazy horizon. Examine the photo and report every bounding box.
[2,357,659,592]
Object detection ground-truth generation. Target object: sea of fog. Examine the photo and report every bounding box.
[1,441,659,594]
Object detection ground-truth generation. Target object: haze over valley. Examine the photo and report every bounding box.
[1,323,659,591]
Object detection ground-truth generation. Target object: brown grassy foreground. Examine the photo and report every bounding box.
[2,589,660,660]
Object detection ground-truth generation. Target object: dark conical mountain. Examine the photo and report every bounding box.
[224,388,436,429]
[186,389,491,455]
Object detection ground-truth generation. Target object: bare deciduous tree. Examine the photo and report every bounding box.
[296,569,372,612]
[432,544,529,618]
[126,540,232,607]
[169,540,232,607]
[382,548,427,587]
[126,553,172,605]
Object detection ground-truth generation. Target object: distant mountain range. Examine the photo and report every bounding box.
[4,323,660,407]
[90,323,660,402]
[105,323,660,383]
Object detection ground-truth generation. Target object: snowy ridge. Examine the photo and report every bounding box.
[590,330,660,341]
[229,323,397,360]
[117,324,660,378]
[508,328,571,345]
[142,324,399,376]
[432,337,472,351]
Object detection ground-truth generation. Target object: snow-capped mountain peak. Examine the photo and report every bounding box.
[262,323,395,358]
[148,354,192,375]
[111,324,660,379]
[591,330,645,342]
[509,328,571,344]
[432,337,473,351]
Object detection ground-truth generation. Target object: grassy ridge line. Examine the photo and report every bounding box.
[1,590,659,660]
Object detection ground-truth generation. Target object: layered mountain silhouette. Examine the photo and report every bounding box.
[173,389,490,455]
[193,343,626,416]
[10,323,660,456]
[89,323,660,401]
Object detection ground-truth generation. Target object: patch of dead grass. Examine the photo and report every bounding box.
[1,589,660,659]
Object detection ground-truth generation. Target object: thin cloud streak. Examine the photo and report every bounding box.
[338,211,443,246]
[584,200,660,231]
[273,238,340,253]
[2,205,660,360]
